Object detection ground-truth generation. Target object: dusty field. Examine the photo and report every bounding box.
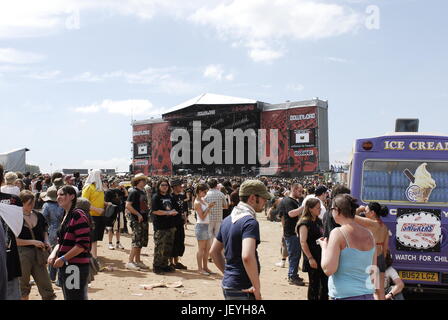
[30,213,309,300]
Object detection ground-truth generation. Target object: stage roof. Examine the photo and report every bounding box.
[163,93,258,116]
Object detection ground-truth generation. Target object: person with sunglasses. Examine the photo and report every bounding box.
[210,180,274,300]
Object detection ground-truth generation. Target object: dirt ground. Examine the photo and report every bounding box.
[30,212,309,300]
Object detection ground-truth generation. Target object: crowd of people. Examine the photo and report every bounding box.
[0,167,405,301]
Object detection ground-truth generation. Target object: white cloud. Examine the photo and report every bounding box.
[65,67,198,94]
[0,0,363,64]
[74,99,164,117]
[70,72,103,83]
[325,56,350,63]
[26,70,61,80]
[0,0,215,39]
[0,48,45,64]
[190,0,363,62]
[203,64,234,81]
[248,47,283,63]
[74,104,100,113]
[287,84,305,92]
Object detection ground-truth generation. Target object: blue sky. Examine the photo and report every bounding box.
[0,0,446,173]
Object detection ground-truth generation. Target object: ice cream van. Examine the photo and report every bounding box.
[349,132,448,294]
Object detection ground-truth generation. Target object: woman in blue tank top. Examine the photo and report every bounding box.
[318,194,377,300]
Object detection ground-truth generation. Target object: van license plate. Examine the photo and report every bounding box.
[399,271,439,282]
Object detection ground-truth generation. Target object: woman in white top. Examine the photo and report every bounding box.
[1,172,20,196]
[194,183,215,276]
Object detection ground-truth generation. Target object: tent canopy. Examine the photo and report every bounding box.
[0,148,29,173]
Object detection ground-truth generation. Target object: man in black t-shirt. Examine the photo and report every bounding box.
[125,175,150,271]
[105,179,125,250]
[169,179,188,270]
[278,183,305,286]
[0,165,23,300]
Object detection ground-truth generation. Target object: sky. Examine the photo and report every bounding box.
[0,0,446,173]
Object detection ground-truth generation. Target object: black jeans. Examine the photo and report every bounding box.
[59,264,90,300]
[307,267,328,300]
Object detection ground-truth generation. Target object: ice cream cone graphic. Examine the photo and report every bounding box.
[404,163,436,203]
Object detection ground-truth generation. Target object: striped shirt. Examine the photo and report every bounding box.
[204,189,227,223]
[57,209,91,265]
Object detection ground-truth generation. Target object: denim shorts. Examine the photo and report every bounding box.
[223,288,256,300]
[331,294,374,300]
[195,223,211,241]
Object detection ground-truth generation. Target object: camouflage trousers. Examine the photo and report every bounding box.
[153,227,176,268]
[130,220,149,248]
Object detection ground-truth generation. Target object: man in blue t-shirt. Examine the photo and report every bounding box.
[210,180,273,300]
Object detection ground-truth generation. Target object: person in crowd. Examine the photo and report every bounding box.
[210,180,273,300]
[170,179,188,270]
[15,179,26,192]
[0,221,7,300]
[48,186,91,300]
[355,202,390,300]
[52,177,64,190]
[278,183,305,286]
[319,194,377,300]
[184,183,194,226]
[41,186,64,283]
[221,186,232,220]
[119,182,129,234]
[384,251,405,300]
[16,190,55,300]
[151,179,178,274]
[194,183,215,276]
[0,165,24,300]
[298,198,328,300]
[82,169,107,261]
[267,196,282,222]
[105,179,124,251]
[23,172,32,191]
[33,179,45,211]
[303,185,328,220]
[205,179,228,243]
[73,172,83,192]
[42,175,52,192]
[125,175,150,271]
[2,172,20,196]
[322,185,351,238]
[229,185,240,214]
[64,175,79,195]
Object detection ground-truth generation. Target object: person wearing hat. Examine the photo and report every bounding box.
[209,180,273,300]
[41,186,65,282]
[52,178,64,191]
[125,175,151,271]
